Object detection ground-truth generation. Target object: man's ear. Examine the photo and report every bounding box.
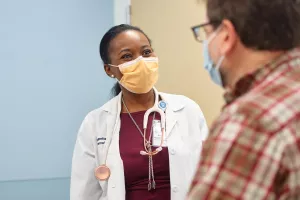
[219,19,238,55]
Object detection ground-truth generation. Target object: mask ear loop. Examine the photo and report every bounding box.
[107,56,144,69]
[207,25,226,82]
[107,64,117,67]
[106,56,143,80]
[207,32,217,44]
[215,55,225,71]
[206,23,224,44]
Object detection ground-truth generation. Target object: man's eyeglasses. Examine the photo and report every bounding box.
[191,21,220,43]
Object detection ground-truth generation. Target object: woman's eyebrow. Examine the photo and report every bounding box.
[141,45,151,49]
[118,48,131,55]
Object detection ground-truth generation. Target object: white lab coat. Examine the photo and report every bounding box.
[70,90,208,200]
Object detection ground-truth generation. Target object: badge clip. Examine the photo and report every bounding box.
[158,100,167,112]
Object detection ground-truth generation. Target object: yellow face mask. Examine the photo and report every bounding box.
[109,56,159,94]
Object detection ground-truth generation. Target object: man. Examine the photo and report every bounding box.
[188,0,300,199]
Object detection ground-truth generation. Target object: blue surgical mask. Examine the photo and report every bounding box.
[203,33,225,87]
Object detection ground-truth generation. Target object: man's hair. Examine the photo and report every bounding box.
[207,0,300,50]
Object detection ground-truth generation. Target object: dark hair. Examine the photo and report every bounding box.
[206,0,300,50]
[99,24,152,97]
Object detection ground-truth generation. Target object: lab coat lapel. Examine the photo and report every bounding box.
[99,93,122,190]
[165,107,177,138]
[159,92,184,139]
[104,115,116,155]
[103,93,122,156]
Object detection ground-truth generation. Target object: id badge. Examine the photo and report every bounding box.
[152,120,167,147]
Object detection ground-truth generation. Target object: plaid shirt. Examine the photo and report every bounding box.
[188,48,300,200]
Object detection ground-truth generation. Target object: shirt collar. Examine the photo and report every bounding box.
[224,48,300,105]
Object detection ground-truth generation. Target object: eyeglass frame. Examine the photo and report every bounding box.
[191,21,221,43]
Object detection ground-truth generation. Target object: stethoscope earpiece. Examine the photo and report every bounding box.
[155,146,162,152]
[140,146,163,156]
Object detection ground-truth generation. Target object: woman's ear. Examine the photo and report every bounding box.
[104,64,114,78]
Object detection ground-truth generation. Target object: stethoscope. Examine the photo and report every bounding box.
[94,90,167,181]
[140,92,166,156]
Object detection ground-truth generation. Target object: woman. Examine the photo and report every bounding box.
[70,24,208,200]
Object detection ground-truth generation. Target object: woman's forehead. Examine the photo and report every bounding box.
[109,30,150,52]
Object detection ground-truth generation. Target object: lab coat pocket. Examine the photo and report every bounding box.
[169,126,196,158]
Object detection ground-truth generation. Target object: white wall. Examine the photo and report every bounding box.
[114,0,131,25]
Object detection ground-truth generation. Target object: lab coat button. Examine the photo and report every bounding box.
[170,148,176,155]
[112,184,116,188]
[172,185,178,193]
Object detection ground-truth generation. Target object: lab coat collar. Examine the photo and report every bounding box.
[101,88,181,157]
[101,88,185,114]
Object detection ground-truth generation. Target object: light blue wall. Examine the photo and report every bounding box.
[0,0,114,199]
[0,178,70,200]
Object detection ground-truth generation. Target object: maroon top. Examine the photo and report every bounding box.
[119,111,171,200]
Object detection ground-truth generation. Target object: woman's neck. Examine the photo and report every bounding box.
[121,89,155,113]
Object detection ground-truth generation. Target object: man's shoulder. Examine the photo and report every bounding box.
[218,79,300,134]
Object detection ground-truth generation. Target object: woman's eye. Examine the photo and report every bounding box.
[143,49,152,56]
[121,54,132,59]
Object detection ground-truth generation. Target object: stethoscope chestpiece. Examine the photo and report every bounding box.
[94,165,111,181]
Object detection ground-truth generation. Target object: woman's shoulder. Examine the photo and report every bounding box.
[84,95,120,122]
